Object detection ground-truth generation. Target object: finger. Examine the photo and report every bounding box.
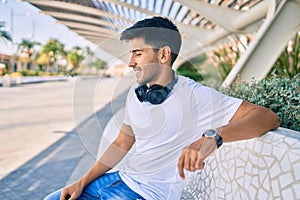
[183,153,190,171]
[195,157,205,170]
[59,191,67,200]
[189,151,198,171]
[177,155,185,180]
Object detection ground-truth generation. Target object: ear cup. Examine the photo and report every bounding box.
[135,85,148,102]
[146,85,169,105]
[134,72,177,104]
[135,84,170,104]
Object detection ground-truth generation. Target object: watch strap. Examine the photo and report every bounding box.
[215,133,223,148]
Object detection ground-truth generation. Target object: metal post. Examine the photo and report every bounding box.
[10,8,13,42]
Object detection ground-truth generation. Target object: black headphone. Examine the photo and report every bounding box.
[135,73,177,105]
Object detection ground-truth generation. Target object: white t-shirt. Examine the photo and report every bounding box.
[119,75,242,199]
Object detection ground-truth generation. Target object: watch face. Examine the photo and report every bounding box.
[205,129,217,137]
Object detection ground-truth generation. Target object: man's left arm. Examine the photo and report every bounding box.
[218,101,280,142]
[178,101,280,179]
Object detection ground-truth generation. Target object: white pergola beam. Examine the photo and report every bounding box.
[174,0,274,53]
[177,23,215,44]
[176,0,270,32]
[41,11,125,30]
[222,0,300,87]
[232,0,269,30]
[107,0,158,18]
[78,35,108,43]
[56,21,118,36]
[177,0,243,31]
[22,0,134,23]
[82,36,106,43]
[72,30,112,38]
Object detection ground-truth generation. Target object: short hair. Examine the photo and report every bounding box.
[120,16,182,65]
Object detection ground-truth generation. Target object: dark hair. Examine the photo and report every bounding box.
[120,16,182,65]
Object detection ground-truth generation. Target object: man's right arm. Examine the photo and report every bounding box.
[60,123,135,200]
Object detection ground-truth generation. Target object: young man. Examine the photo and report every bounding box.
[45,17,279,200]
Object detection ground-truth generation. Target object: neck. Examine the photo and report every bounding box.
[149,67,174,87]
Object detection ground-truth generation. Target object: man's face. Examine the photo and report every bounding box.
[128,37,161,85]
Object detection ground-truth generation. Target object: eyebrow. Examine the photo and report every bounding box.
[129,49,144,53]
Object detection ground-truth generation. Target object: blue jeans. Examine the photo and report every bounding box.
[44,172,145,200]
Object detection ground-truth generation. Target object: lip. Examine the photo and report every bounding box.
[133,69,141,78]
[135,71,141,78]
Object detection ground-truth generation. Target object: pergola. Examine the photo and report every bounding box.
[22,0,300,86]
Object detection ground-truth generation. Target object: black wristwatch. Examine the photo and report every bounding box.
[202,129,223,148]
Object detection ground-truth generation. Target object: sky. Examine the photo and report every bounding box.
[0,0,95,55]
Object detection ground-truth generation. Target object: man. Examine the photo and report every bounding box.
[45,17,279,200]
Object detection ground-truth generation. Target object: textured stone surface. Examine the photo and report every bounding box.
[181,128,300,199]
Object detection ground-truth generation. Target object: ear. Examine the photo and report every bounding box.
[158,46,172,65]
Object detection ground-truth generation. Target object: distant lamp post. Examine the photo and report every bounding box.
[0,0,36,43]
[10,10,35,42]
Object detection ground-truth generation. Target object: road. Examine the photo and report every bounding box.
[0,76,133,178]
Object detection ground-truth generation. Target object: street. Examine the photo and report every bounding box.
[0,76,133,179]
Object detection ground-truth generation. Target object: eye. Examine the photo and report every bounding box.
[136,53,142,57]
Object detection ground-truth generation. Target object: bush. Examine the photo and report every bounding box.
[176,55,205,82]
[221,74,300,131]
[17,69,39,76]
[177,70,203,82]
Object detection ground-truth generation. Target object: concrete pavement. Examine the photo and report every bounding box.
[0,76,134,199]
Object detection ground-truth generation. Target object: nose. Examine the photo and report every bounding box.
[128,56,137,68]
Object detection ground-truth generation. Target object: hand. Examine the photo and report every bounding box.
[60,182,84,200]
[177,137,217,180]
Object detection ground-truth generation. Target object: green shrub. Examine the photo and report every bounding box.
[69,71,80,76]
[18,69,36,76]
[221,74,300,131]
[177,70,203,82]
[176,56,205,82]
[36,70,44,76]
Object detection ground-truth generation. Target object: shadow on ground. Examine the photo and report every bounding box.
[0,89,128,200]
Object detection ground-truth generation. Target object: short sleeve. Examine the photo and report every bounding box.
[190,84,243,136]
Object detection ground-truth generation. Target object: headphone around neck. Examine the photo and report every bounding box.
[135,73,178,105]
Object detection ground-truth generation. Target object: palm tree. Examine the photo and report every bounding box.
[0,21,12,42]
[38,38,66,72]
[0,21,12,74]
[17,38,40,70]
[67,46,85,73]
